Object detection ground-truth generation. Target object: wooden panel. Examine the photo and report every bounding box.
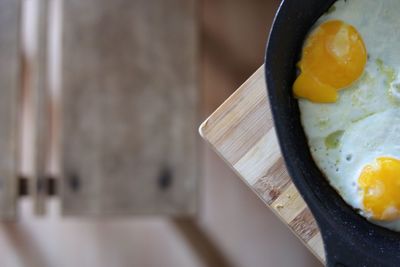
[61,0,198,216]
[33,0,49,215]
[0,0,20,219]
[199,66,325,263]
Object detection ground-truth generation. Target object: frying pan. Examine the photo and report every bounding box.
[265,1,400,266]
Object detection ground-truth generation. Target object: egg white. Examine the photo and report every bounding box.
[299,0,400,231]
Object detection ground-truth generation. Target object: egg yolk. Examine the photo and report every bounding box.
[358,157,400,221]
[293,20,367,103]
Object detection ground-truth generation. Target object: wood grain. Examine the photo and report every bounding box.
[61,0,198,216]
[199,66,325,263]
[0,0,20,219]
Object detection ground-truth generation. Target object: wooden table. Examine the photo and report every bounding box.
[199,66,325,264]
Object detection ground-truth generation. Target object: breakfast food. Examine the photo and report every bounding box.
[294,20,367,103]
[295,0,400,230]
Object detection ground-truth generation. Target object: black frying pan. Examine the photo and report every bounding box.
[265,1,400,266]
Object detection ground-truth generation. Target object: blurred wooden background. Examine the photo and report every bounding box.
[61,0,198,216]
[0,0,19,219]
[0,0,322,266]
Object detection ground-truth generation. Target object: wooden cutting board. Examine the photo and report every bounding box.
[199,65,325,263]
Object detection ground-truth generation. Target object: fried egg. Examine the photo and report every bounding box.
[296,0,400,231]
[294,20,367,103]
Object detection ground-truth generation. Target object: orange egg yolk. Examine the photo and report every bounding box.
[358,157,400,221]
[293,20,367,103]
